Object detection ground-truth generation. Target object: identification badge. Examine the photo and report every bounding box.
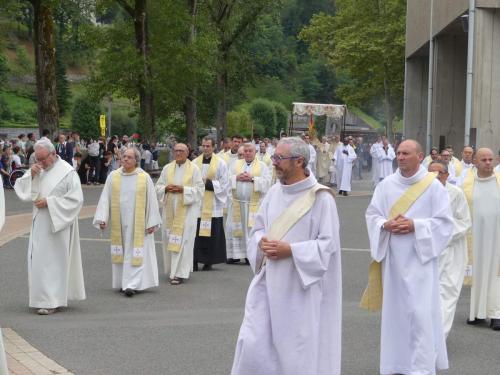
[200,220,211,231]
[111,245,123,256]
[465,265,473,278]
[169,234,182,245]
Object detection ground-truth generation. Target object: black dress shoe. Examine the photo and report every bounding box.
[244,258,250,265]
[338,190,343,195]
[467,318,486,325]
[490,319,500,330]
[343,191,348,196]
[193,263,199,272]
[226,258,238,264]
[124,288,135,297]
[202,264,213,271]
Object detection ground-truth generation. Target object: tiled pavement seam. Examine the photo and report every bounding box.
[1,205,97,374]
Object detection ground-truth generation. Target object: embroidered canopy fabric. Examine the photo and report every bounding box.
[292,102,345,119]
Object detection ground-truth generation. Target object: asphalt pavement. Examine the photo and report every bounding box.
[0,178,498,374]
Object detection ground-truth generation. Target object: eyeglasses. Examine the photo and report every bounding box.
[271,154,300,162]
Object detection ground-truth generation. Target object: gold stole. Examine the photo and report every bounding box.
[232,159,262,237]
[258,153,272,167]
[110,168,147,267]
[461,168,500,284]
[164,160,194,252]
[194,154,219,237]
[218,150,230,164]
[256,184,335,273]
[360,172,438,311]
[453,158,463,177]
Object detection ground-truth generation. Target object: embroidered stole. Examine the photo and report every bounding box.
[232,159,261,237]
[360,172,438,311]
[164,160,194,252]
[110,168,147,267]
[256,184,334,273]
[461,168,500,284]
[195,154,219,237]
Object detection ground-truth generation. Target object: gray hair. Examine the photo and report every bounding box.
[121,146,141,166]
[278,137,310,168]
[34,139,55,153]
[429,160,448,173]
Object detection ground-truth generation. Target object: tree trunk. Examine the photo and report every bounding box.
[215,47,229,143]
[31,0,59,138]
[133,0,156,142]
[383,77,394,142]
[185,0,198,149]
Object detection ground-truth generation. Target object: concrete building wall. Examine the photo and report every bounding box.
[472,8,500,152]
[404,57,428,146]
[406,0,468,57]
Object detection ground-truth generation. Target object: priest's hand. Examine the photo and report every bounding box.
[34,198,47,209]
[259,237,292,260]
[384,215,415,234]
[31,163,42,177]
[237,172,252,182]
[146,226,156,234]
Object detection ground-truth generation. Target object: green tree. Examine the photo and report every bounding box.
[0,53,8,86]
[300,0,406,141]
[71,95,101,140]
[248,98,277,138]
[55,41,71,115]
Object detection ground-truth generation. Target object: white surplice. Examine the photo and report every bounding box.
[366,166,453,375]
[316,142,331,181]
[466,171,500,320]
[14,157,86,308]
[377,145,395,181]
[0,184,7,375]
[439,183,471,337]
[334,144,356,192]
[93,168,162,291]
[231,174,342,375]
[156,161,204,279]
[370,142,382,186]
[226,159,271,260]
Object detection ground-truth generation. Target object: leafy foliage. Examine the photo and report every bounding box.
[71,95,101,139]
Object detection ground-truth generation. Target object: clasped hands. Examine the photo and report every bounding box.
[259,237,292,260]
[99,221,156,234]
[166,184,184,193]
[383,214,415,234]
[236,172,253,182]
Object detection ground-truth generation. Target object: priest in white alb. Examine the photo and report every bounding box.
[363,140,453,375]
[193,136,229,271]
[428,161,471,337]
[370,136,382,186]
[377,138,395,181]
[226,143,271,264]
[156,143,204,285]
[316,136,332,184]
[460,148,500,331]
[93,147,161,297]
[231,137,342,375]
[333,137,356,196]
[14,139,86,315]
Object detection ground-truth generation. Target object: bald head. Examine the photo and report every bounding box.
[396,139,424,177]
[475,148,494,177]
[399,140,423,154]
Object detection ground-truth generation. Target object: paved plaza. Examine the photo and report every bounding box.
[0,180,498,374]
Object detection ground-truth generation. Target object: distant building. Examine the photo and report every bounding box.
[405,0,500,153]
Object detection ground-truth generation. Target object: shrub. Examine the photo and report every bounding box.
[71,96,101,139]
[248,98,277,138]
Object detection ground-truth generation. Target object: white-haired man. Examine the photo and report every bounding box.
[226,143,271,264]
[231,137,342,375]
[14,139,86,315]
[93,147,162,296]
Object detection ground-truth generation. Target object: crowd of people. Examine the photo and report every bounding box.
[0,130,499,374]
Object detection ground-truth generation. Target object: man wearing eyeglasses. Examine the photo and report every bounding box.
[428,161,471,338]
[231,137,341,375]
[440,149,457,185]
[14,139,86,315]
[226,143,271,265]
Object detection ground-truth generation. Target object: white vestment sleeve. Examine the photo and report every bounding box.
[183,166,204,206]
[413,182,454,264]
[14,169,39,202]
[253,162,271,194]
[450,187,471,242]
[212,160,229,206]
[155,166,168,205]
[347,146,357,162]
[93,173,113,228]
[145,176,162,230]
[365,185,391,262]
[290,192,340,288]
[46,172,83,233]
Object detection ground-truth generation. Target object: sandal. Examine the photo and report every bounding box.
[170,277,183,285]
[37,308,57,315]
